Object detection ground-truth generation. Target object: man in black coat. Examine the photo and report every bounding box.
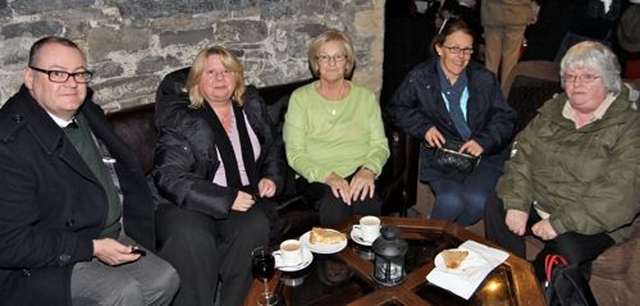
[0,36,179,305]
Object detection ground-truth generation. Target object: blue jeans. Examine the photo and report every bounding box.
[427,161,503,226]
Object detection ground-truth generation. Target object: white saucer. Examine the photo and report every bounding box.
[350,228,377,246]
[274,248,313,272]
[300,230,347,254]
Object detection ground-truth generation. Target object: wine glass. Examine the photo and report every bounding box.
[251,246,277,305]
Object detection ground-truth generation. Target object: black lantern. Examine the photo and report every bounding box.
[371,225,408,286]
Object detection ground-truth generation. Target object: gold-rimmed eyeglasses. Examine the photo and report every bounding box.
[316,54,347,63]
[29,65,93,83]
[563,74,601,84]
[441,45,474,55]
[205,69,235,79]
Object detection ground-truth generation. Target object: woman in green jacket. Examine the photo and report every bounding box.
[485,41,640,298]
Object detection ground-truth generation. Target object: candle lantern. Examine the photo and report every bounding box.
[371,225,408,286]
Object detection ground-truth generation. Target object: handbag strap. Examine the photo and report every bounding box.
[545,254,569,282]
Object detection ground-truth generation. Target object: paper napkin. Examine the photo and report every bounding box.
[426,240,510,300]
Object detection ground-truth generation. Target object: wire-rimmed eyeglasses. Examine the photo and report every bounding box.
[562,74,601,84]
[441,45,474,55]
[29,65,93,83]
[316,54,347,63]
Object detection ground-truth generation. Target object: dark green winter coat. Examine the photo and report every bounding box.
[497,86,640,243]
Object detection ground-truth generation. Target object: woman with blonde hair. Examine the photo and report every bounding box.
[153,46,286,306]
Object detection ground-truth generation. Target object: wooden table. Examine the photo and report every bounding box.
[245,216,545,306]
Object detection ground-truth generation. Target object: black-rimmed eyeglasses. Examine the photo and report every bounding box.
[29,65,93,83]
[441,45,474,55]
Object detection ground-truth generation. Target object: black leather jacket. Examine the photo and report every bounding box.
[152,72,286,219]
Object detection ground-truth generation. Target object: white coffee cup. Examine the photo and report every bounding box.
[273,239,303,266]
[353,215,381,242]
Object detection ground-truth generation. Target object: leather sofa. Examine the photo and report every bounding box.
[105,68,418,242]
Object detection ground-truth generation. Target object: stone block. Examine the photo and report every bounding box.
[159,29,212,48]
[215,20,267,43]
[136,55,181,74]
[92,76,160,106]
[0,21,64,39]
[11,0,92,15]
[116,0,248,19]
[92,61,124,79]
[87,26,151,60]
[0,0,9,18]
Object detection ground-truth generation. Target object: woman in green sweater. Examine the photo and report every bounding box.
[283,29,390,229]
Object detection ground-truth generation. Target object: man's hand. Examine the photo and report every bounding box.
[326,172,352,205]
[505,209,529,236]
[532,219,558,240]
[349,167,376,201]
[231,190,256,212]
[93,238,142,266]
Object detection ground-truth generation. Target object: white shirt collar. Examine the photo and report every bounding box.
[47,112,76,128]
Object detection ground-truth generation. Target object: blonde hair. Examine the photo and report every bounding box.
[185,46,246,108]
[307,29,356,78]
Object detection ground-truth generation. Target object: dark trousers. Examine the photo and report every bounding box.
[484,196,615,281]
[296,175,382,229]
[428,161,503,227]
[156,203,270,306]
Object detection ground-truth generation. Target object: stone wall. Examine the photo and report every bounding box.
[0,0,384,111]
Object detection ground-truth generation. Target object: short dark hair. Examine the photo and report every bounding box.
[431,18,475,55]
[28,36,83,66]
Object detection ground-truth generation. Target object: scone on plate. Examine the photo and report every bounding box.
[442,249,469,269]
[309,227,347,245]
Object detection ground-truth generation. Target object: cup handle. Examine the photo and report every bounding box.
[353,225,361,230]
[272,251,282,258]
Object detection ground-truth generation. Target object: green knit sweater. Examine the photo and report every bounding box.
[283,81,390,183]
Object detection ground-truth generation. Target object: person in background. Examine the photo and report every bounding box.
[283,29,390,228]
[0,36,179,306]
[385,19,516,227]
[481,0,538,87]
[152,46,286,306]
[485,41,640,298]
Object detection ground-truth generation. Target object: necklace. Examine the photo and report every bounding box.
[317,80,348,101]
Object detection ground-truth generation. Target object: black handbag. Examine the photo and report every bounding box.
[544,254,598,306]
[429,140,480,175]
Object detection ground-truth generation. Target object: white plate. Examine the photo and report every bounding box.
[350,228,376,246]
[274,248,313,272]
[300,230,348,254]
[434,248,487,275]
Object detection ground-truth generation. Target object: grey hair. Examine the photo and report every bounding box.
[560,41,622,94]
